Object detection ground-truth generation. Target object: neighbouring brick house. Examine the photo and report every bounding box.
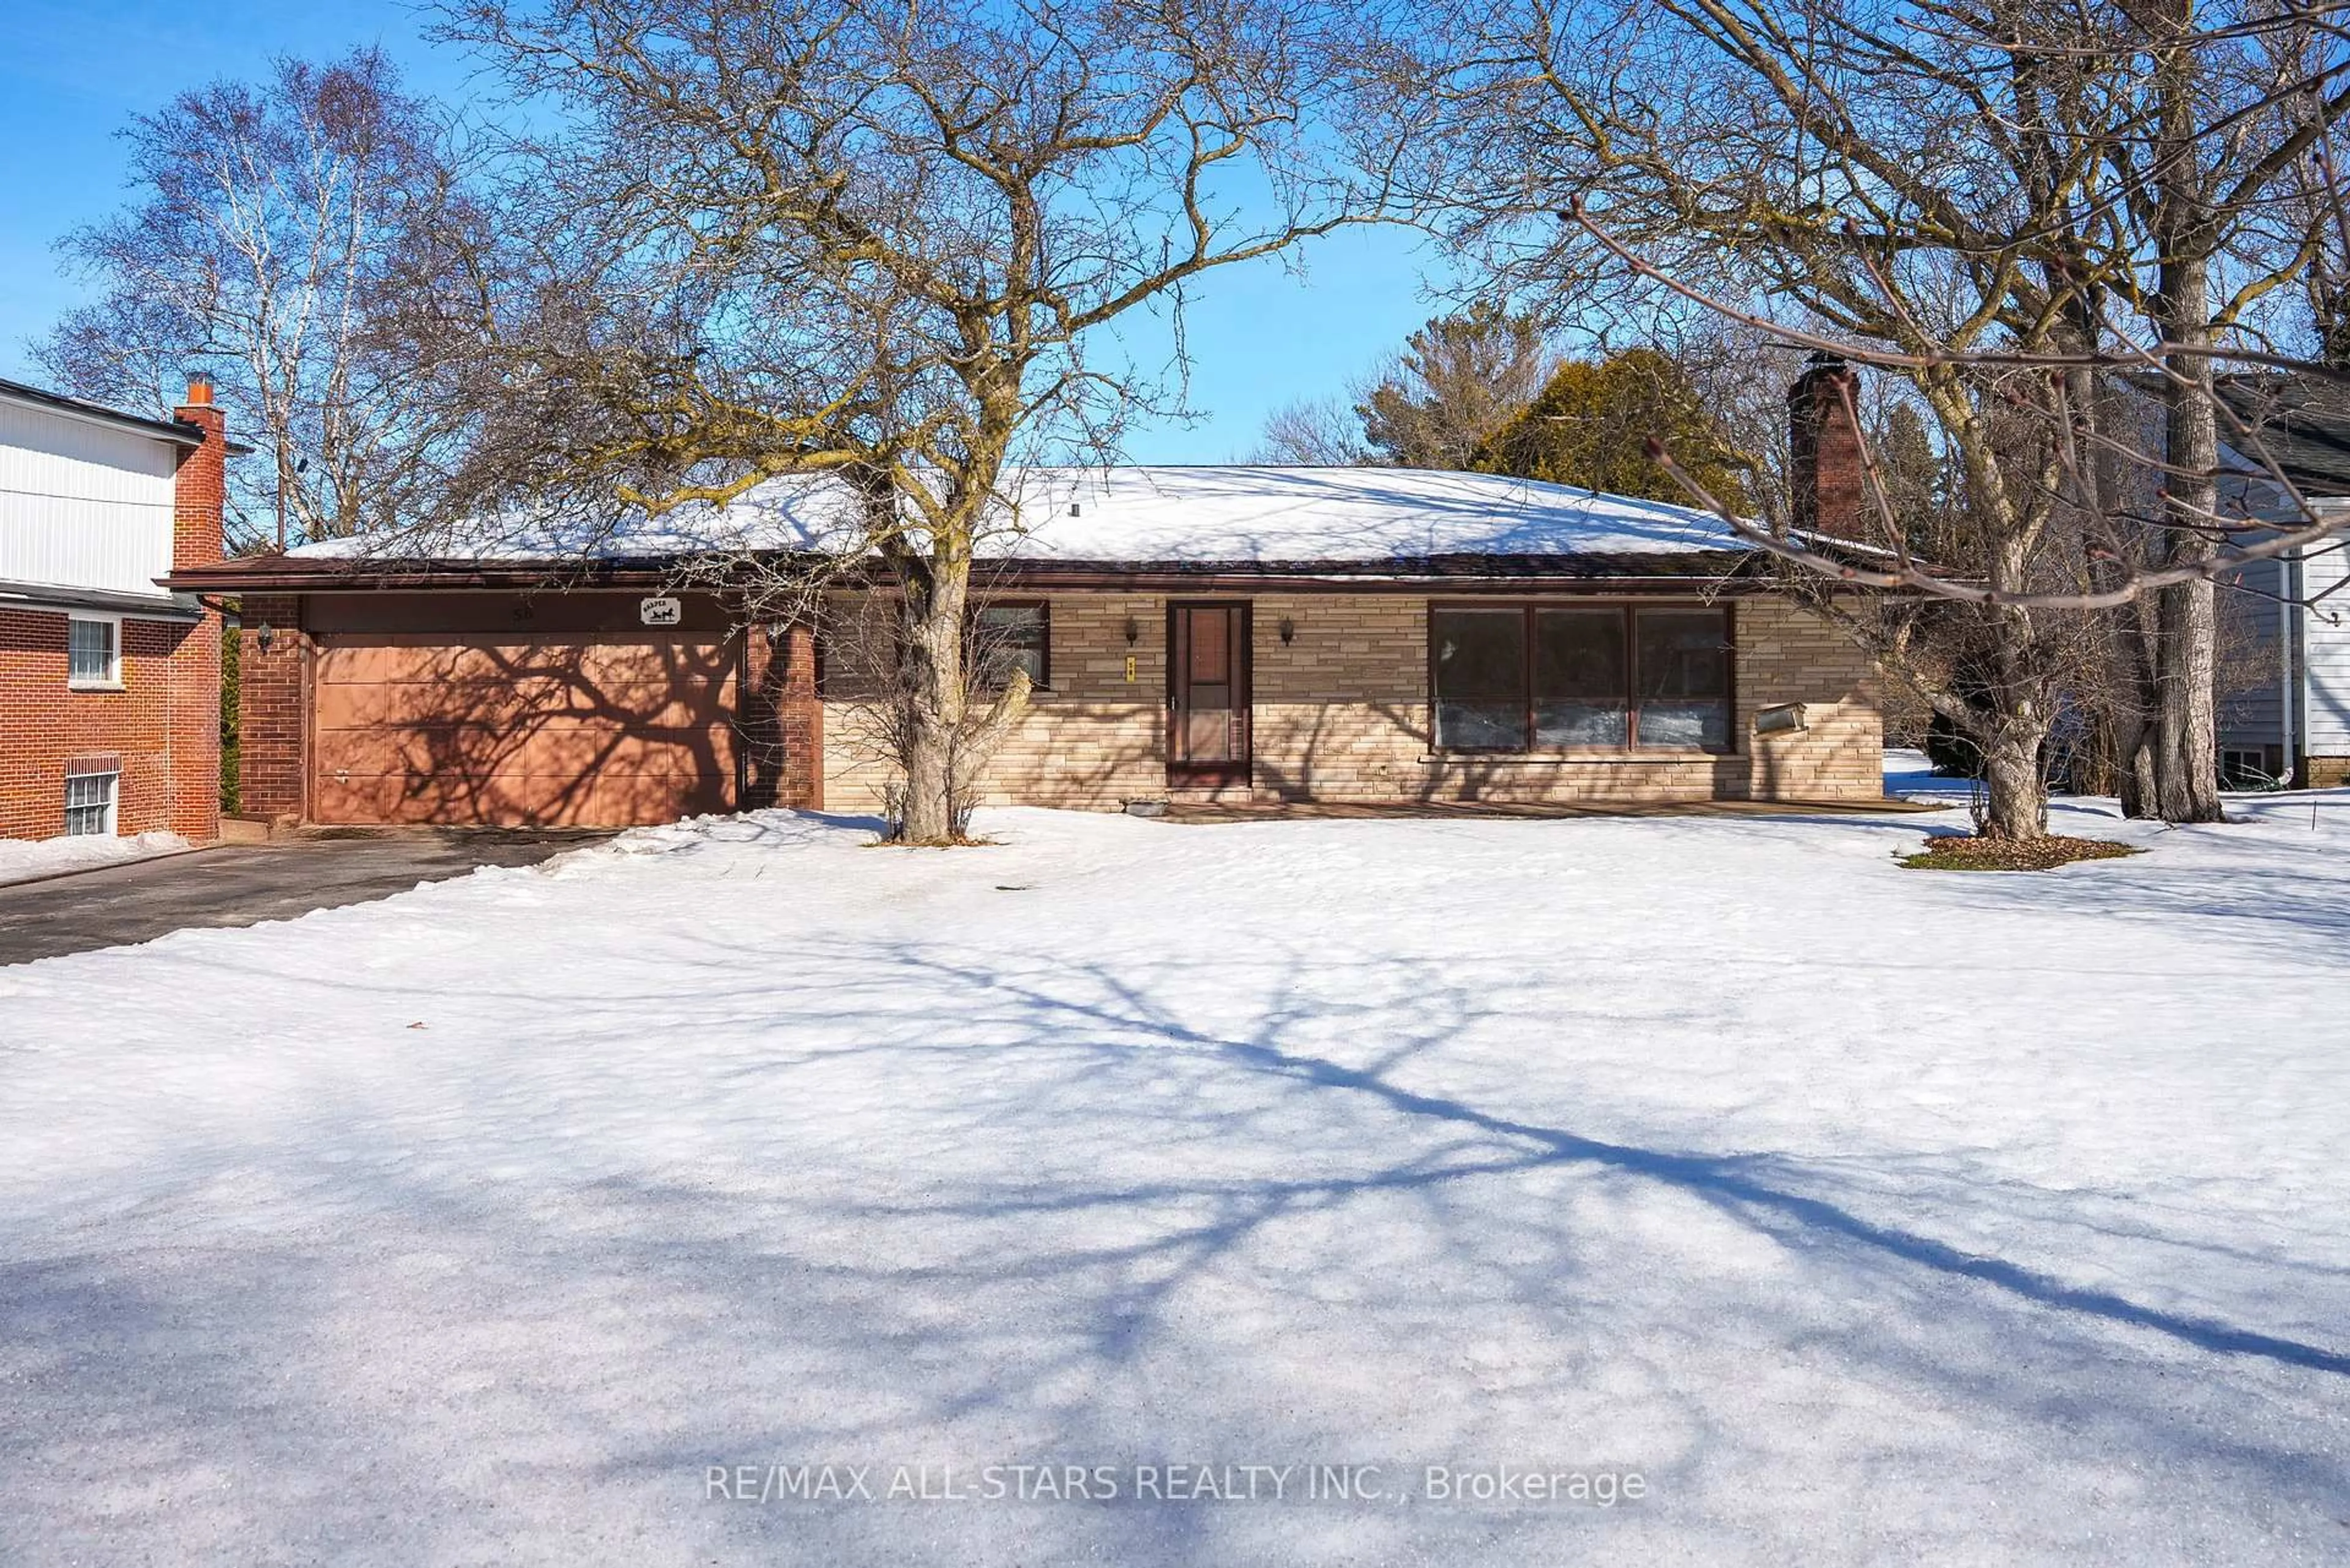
[169,367,1886,828]
[1,376,234,843]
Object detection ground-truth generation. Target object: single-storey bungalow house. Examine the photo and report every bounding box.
[168,367,1887,828]
[0,375,232,843]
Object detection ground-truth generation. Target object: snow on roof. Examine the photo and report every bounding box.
[291,465,1740,566]
[979,466,1736,560]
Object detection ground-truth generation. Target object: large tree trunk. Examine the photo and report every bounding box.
[893,557,971,845]
[2152,577,2221,820]
[2111,602,2161,817]
[1977,712,2051,841]
[2149,244,2222,821]
[2115,720,2159,818]
[2143,19,2226,824]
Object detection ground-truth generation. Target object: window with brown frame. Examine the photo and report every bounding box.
[1430,603,1733,753]
[972,601,1050,691]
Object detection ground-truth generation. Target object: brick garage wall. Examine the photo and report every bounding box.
[236,593,307,821]
[235,591,819,826]
[740,621,824,810]
[0,607,218,841]
[165,611,222,842]
[819,589,1883,812]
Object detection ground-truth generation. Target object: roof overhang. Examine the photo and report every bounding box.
[163,549,1767,597]
[0,377,256,455]
[0,578,206,622]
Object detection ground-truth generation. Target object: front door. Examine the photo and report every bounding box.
[1168,602,1251,786]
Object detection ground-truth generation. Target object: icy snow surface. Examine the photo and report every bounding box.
[2,786,2348,1563]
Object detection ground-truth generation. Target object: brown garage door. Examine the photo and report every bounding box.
[314,630,739,827]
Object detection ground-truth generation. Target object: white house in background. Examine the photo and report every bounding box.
[0,375,234,842]
[2210,378,2350,788]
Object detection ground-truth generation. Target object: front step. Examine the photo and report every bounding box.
[1160,785,1284,807]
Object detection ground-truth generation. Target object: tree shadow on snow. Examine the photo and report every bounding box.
[11,920,2350,1562]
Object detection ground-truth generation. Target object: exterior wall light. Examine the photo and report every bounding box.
[256,623,276,654]
[1278,616,1296,644]
[1123,616,1140,646]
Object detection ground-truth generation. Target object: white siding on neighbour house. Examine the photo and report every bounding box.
[0,398,178,600]
[2218,554,2289,745]
[2303,513,2350,753]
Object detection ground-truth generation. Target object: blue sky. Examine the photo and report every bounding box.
[0,0,1442,462]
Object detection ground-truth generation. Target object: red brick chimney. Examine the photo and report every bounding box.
[162,373,228,843]
[172,373,226,569]
[1788,354,1865,543]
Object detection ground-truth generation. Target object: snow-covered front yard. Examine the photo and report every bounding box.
[3,785,2348,1564]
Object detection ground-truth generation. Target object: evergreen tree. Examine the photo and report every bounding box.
[1471,348,1748,507]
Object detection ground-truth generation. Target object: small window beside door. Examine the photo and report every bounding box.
[972,603,1050,690]
[68,615,122,689]
[1431,603,1733,753]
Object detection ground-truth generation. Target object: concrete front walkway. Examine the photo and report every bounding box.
[0,828,610,966]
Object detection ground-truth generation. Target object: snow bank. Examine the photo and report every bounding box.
[0,829,188,887]
[2,796,2347,1563]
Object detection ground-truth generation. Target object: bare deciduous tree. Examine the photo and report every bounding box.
[1381,0,2350,838]
[423,0,1388,844]
[1251,393,1375,464]
[39,49,472,550]
[817,584,1040,839]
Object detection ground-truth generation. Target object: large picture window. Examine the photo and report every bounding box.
[1431,604,1733,753]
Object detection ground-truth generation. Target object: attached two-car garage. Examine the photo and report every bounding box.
[302,593,743,827]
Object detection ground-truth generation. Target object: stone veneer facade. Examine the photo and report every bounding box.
[821,591,1882,812]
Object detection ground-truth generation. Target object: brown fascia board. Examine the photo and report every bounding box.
[980,555,1764,593]
[160,555,697,592]
[163,548,1767,595]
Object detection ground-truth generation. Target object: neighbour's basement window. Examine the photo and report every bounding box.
[1431,603,1733,753]
[973,602,1050,691]
[65,772,118,837]
[68,616,121,688]
[2219,747,2274,790]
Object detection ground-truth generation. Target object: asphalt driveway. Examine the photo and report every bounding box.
[0,829,613,966]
